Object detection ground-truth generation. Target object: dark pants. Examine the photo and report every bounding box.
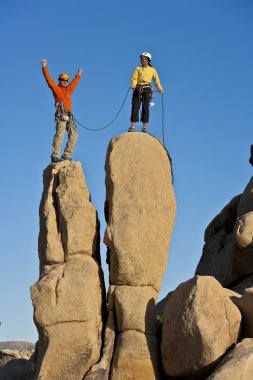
[130,87,152,123]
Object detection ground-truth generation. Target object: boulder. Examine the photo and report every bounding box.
[32,162,105,380]
[204,195,241,241]
[196,230,234,286]
[35,322,101,380]
[0,350,32,365]
[102,133,176,379]
[110,330,160,380]
[207,338,253,380]
[0,358,28,380]
[232,217,253,282]
[196,177,253,286]
[114,285,158,334]
[38,161,100,267]
[233,287,253,337]
[31,255,103,327]
[155,291,173,316]
[161,276,241,379]
[0,350,35,380]
[104,133,176,291]
[85,310,116,380]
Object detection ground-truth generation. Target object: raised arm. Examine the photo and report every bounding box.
[68,67,83,94]
[41,59,58,90]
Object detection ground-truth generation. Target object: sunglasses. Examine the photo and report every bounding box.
[60,79,68,82]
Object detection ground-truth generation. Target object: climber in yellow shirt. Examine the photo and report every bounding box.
[129,52,163,133]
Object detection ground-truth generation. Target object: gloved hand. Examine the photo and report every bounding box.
[41,59,47,67]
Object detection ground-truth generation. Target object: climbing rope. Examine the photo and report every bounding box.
[73,88,165,145]
[72,87,171,179]
[73,87,131,131]
[149,133,174,184]
[149,90,165,145]
[67,85,173,182]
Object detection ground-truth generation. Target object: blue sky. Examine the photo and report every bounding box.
[1,0,253,343]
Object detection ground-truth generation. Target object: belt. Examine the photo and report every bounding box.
[137,83,151,87]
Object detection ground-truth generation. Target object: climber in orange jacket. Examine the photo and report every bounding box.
[41,59,83,163]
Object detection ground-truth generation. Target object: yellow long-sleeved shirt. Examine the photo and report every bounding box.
[131,66,163,93]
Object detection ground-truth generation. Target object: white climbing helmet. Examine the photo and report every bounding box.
[141,52,152,61]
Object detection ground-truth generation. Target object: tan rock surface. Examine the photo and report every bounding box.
[237,177,253,216]
[204,195,241,241]
[0,350,32,361]
[104,133,176,291]
[233,287,253,337]
[195,231,234,285]
[35,322,101,380]
[110,330,160,380]
[195,194,238,286]
[85,310,116,380]
[102,133,175,379]
[31,255,103,326]
[0,350,35,380]
[234,211,253,249]
[207,338,253,380]
[233,179,253,280]
[32,162,105,380]
[196,177,253,286]
[39,161,99,266]
[114,285,158,334]
[161,276,241,378]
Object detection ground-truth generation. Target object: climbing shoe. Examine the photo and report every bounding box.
[51,156,60,163]
[128,127,136,132]
[141,127,147,133]
[60,155,72,161]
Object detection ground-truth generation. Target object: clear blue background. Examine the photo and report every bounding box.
[1,0,253,343]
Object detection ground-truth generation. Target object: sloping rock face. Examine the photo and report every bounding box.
[196,177,253,287]
[233,287,253,337]
[207,338,253,380]
[0,350,35,380]
[161,276,241,379]
[231,273,253,294]
[31,161,105,380]
[104,133,175,291]
[101,133,176,379]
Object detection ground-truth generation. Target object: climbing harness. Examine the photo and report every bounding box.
[55,102,71,122]
[55,102,76,132]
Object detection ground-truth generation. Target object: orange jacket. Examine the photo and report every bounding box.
[42,67,81,112]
